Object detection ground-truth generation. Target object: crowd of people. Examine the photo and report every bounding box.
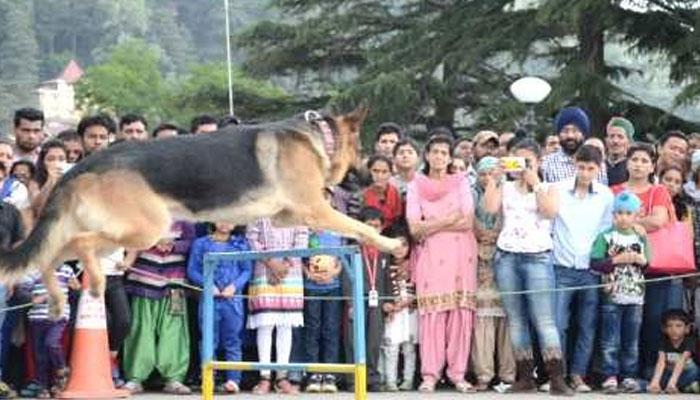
[0,105,699,398]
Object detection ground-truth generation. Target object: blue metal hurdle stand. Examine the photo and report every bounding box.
[201,246,366,399]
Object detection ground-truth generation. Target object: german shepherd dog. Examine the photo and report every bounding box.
[0,106,401,317]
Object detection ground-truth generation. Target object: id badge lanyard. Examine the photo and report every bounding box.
[362,246,380,308]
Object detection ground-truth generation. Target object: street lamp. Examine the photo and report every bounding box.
[509,76,551,134]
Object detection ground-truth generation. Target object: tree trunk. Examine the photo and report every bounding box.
[578,5,608,137]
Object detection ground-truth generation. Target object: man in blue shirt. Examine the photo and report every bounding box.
[552,144,614,392]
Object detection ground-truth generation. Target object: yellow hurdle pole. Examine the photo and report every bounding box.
[202,363,214,400]
[355,364,367,400]
[210,361,355,374]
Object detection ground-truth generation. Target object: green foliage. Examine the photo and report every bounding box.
[238,0,700,138]
[167,63,321,125]
[0,0,40,131]
[146,1,196,76]
[76,39,165,119]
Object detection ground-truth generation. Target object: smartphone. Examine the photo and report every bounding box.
[501,157,526,172]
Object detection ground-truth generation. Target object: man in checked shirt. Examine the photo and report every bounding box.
[541,106,608,185]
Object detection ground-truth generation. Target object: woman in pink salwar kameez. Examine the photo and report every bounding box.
[406,134,478,393]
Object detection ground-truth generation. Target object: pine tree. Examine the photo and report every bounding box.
[147,0,196,76]
[0,0,40,131]
[238,0,700,138]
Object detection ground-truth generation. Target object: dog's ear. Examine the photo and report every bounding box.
[343,103,369,129]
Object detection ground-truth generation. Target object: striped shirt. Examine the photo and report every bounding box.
[245,218,308,329]
[28,264,75,321]
[125,221,195,299]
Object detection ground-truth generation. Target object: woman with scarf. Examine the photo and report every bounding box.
[405,134,477,393]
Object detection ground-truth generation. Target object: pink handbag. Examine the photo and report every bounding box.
[645,186,695,275]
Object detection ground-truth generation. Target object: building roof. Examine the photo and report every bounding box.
[57,59,84,84]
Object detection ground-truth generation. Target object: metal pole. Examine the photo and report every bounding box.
[202,254,216,400]
[224,0,235,115]
[351,252,367,400]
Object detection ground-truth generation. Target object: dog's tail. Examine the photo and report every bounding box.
[0,184,72,283]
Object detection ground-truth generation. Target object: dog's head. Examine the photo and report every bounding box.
[327,104,368,184]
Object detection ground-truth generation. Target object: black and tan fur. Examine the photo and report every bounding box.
[0,106,401,317]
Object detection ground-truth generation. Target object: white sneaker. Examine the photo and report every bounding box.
[602,376,618,394]
[621,378,640,393]
[123,381,144,394]
[305,374,322,393]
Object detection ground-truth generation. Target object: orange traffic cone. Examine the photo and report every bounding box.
[59,276,129,399]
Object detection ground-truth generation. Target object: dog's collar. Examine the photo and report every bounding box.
[305,110,336,157]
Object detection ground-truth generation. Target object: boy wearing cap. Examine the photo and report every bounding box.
[542,107,608,184]
[605,117,635,186]
[468,131,500,185]
[590,191,650,394]
[471,156,515,391]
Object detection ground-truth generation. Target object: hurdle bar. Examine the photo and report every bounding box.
[201,246,367,400]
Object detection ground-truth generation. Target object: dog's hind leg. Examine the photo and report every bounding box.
[70,233,105,298]
[298,203,402,252]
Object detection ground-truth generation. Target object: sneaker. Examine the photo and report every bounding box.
[321,375,338,393]
[123,381,144,394]
[602,376,618,395]
[538,381,550,392]
[621,378,640,393]
[383,382,399,392]
[683,381,700,393]
[493,381,511,394]
[306,374,322,393]
[571,375,592,393]
[398,380,413,391]
[0,381,17,399]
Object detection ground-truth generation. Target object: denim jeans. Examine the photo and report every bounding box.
[304,287,343,365]
[287,327,305,383]
[493,250,562,360]
[641,278,683,378]
[599,302,643,379]
[660,361,700,390]
[554,266,599,376]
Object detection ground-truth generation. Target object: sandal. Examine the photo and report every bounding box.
[455,380,477,393]
[163,381,192,395]
[252,379,272,395]
[55,368,70,391]
[275,379,300,395]
[419,379,436,393]
[217,380,240,394]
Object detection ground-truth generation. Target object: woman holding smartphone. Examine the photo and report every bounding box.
[482,138,571,395]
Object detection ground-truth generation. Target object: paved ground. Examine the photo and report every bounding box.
[136,392,697,399]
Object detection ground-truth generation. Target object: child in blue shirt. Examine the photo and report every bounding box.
[303,229,343,393]
[187,222,253,394]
